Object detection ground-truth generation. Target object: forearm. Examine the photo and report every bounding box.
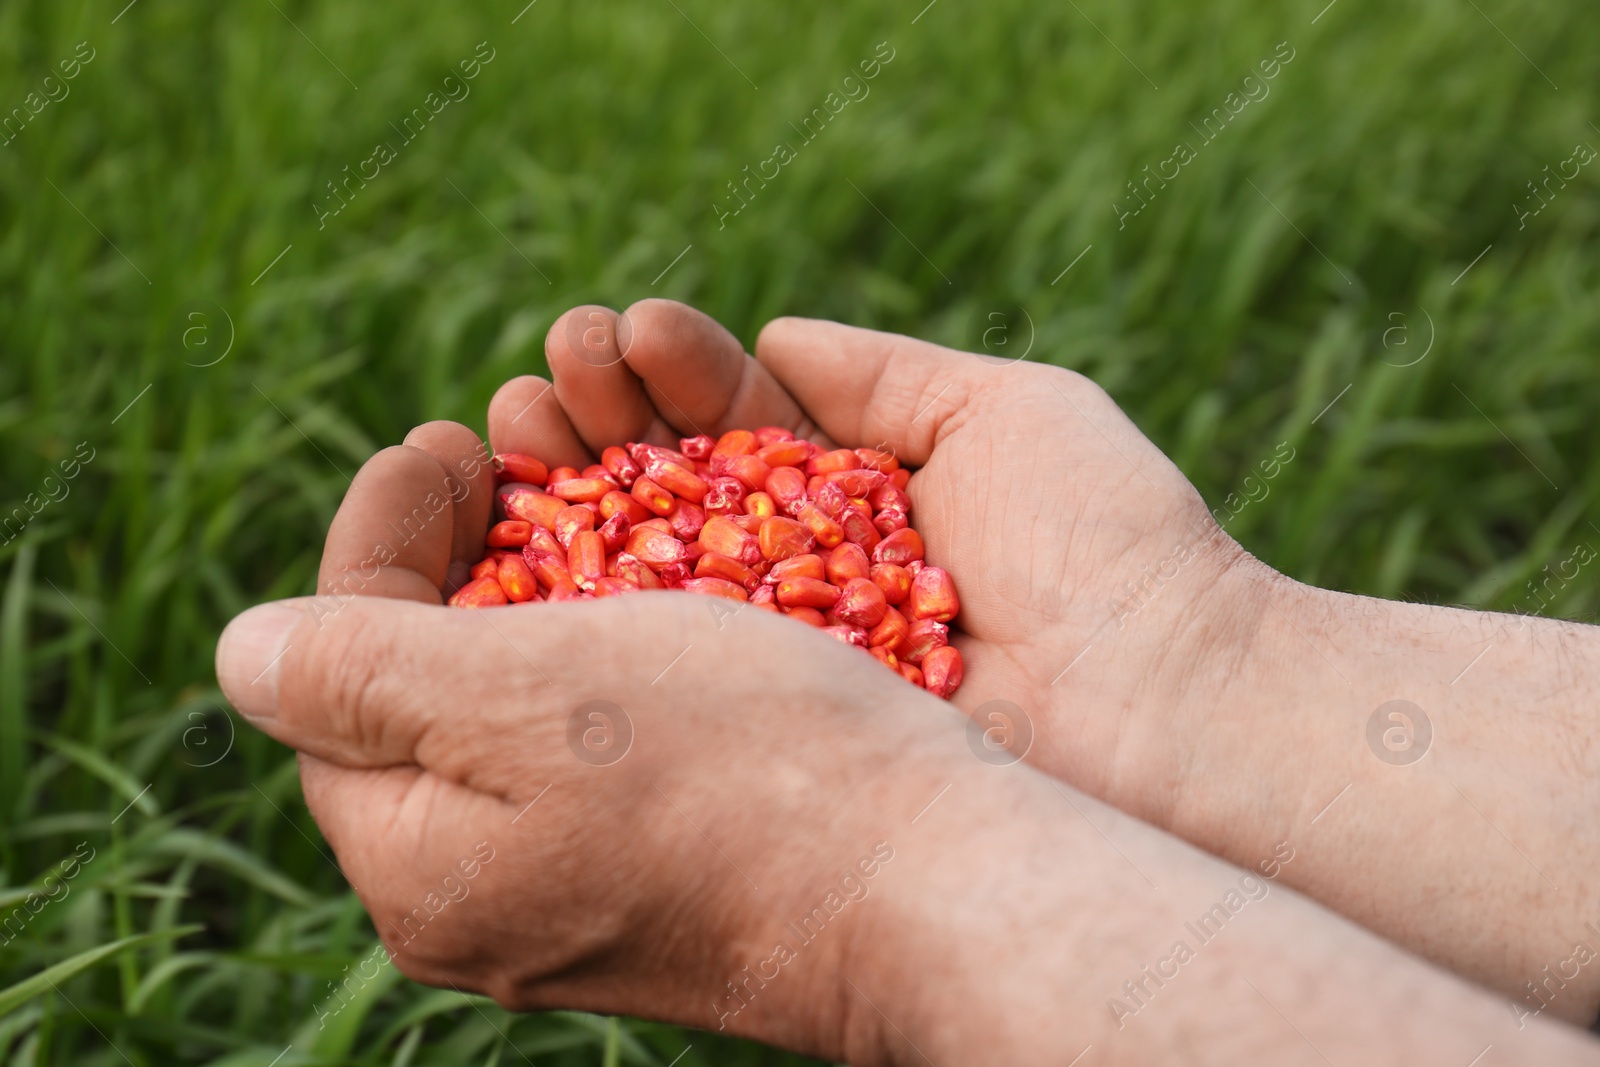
[842,759,1598,1064]
[1145,566,1600,1022]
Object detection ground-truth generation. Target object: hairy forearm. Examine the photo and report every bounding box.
[1145,566,1600,1023]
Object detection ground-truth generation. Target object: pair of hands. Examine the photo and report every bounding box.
[216,299,1600,1062]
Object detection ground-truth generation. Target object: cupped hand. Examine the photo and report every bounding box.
[487,300,1275,826]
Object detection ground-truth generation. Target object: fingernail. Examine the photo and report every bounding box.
[216,601,302,722]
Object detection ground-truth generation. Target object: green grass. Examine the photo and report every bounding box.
[1,0,1597,1061]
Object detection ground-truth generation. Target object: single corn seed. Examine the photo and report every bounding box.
[679,434,716,461]
[808,448,861,476]
[873,527,925,566]
[448,575,508,608]
[625,525,688,570]
[704,476,746,515]
[596,512,630,554]
[667,499,707,541]
[599,490,651,525]
[486,520,534,548]
[900,618,949,664]
[834,577,888,628]
[840,508,880,552]
[749,584,779,610]
[889,468,911,489]
[868,605,909,650]
[696,551,760,590]
[601,445,642,487]
[898,661,925,688]
[613,552,666,590]
[821,624,869,647]
[826,542,871,585]
[764,466,809,515]
[497,555,539,602]
[553,504,596,549]
[784,605,827,627]
[921,646,964,698]
[492,453,549,485]
[549,477,613,504]
[908,566,959,622]
[755,439,811,468]
[855,448,900,473]
[825,468,887,498]
[581,464,619,486]
[869,483,911,513]
[745,491,778,518]
[545,578,587,603]
[699,515,761,565]
[753,425,796,445]
[873,506,909,537]
[523,548,571,590]
[528,526,564,558]
[758,516,815,562]
[631,477,677,517]
[546,465,580,485]
[470,557,498,581]
[645,457,709,503]
[869,646,899,671]
[659,561,692,588]
[870,563,912,605]
[681,576,749,601]
[814,482,851,520]
[797,502,845,548]
[776,576,841,609]
[500,486,566,530]
[566,531,606,590]
[768,552,825,584]
[592,576,640,598]
[713,429,759,460]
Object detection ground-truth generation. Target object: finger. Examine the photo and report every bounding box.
[755,316,990,465]
[401,421,495,586]
[318,445,456,605]
[486,374,592,470]
[546,304,678,451]
[616,298,829,444]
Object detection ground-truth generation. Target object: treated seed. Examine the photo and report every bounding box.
[554,504,596,549]
[679,434,716,461]
[898,661,925,688]
[614,552,665,590]
[645,457,710,503]
[764,466,809,515]
[808,448,861,476]
[597,512,631,554]
[759,516,815,562]
[486,520,534,548]
[855,448,900,473]
[722,454,772,493]
[825,469,887,498]
[637,517,674,535]
[872,506,909,537]
[908,566,959,622]
[448,575,508,608]
[834,577,888,628]
[728,513,765,534]
[704,476,746,515]
[889,468,911,490]
[567,531,606,590]
[497,555,539,602]
[873,528,925,566]
[825,542,871,585]
[630,476,677,517]
[699,515,762,564]
[796,502,844,548]
[768,553,825,584]
[839,508,881,552]
[625,525,688,570]
[523,548,571,589]
[869,483,912,513]
[744,491,777,518]
[549,477,613,504]
[753,425,796,445]
[814,482,851,520]
[783,605,826,626]
[869,646,899,671]
[627,442,693,470]
[899,618,948,664]
[470,557,498,581]
[681,576,749,601]
[713,429,759,460]
[667,499,707,541]
[593,576,641,598]
[870,563,912,605]
[500,487,566,530]
[659,561,692,588]
[776,576,842,609]
[599,490,652,525]
[755,439,810,468]
[868,605,909,649]
[546,466,580,486]
[820,624,869,647]
[492,453,549,485]
[696,551,760,590]
[528,526,564,558]
[601,445,642,487]
[581,464,619,486]
[921,646,964,698]
[545,578,587,603]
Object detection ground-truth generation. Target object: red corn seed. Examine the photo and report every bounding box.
[784,605,826,627]
[627,441,690,468]
[470,557,498,581]
[839,508,881,552]
[599,490,651,525]
[870,483,912,513]
[753,425,796,445]
[821,624,869,647]
[681,576,749,601]
[696,551,760,590]
[528,525,564,558]
[908,566,959,622]
[713,429,759,460]
[698,515,761,564]
[855,448,899,473]
[667,499,707,541]
[814,482,851,520]
[749,584,780,611]
[722,454,771,493]
[497,555,539,602]
[890,468,910,489]
[900,618,949,665]
[637,517,674,535]
[898,661,925,688]
[768,553,825,584]
[549,477,613,504]
[625,525,687,570]
[745,491,777,518]
[581,464,619,485]
[524,549,572,589]
[554,504,596,549]
[776,576,841,609]
[601,445,642,487]
[797,502,844,548]
[764,466,808,515]
[500,486,566,530]
[448,575,509,608]
[567,531,606,590]
[704,476,746,515]
[630,477,677,518]
[659,561,692,588]
[486,520,534,548]
[546,465,580,485]
[682,540,707,564]
[868,605,909,650]
[870,563,912,605]
[825,542,871,585]
[873,527,925,566]
[806,475,828,497]
[808,448,861,477]
[921,646,964,698]
[825,468,887,498]
[869,646,899,671]
[873,506,909,537]
[493,453,550,485]
[592,576,640,598]
[597,512,631,554]
[755,439,810,468]
[759,516,815,562]
[645,457,709,503]
[613,552,664,590]
[728,513,765,534]
[679,434,716,461]
[545,578,587,603]
[834,577,888,628]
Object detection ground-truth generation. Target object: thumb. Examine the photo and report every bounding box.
[754,316,995,466]
[215,595,492,769]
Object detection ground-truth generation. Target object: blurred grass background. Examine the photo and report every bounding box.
[1,0,1596,1062]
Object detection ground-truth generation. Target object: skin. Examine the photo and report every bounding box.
[217,299,1600,1061]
